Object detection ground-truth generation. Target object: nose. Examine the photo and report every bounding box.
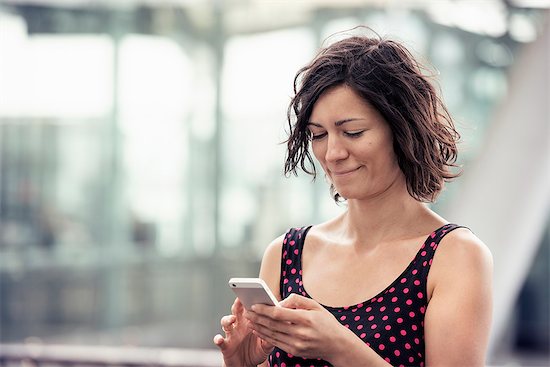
[325,134,348,163]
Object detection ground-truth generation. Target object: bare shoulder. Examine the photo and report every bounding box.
[436,227,493,268]
[429,227,493,290]
[261,233,286,267]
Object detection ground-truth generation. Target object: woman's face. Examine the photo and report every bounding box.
[308,85,403,200]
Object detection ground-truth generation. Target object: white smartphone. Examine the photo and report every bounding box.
[228,277,280,310]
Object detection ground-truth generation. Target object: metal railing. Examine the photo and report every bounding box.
[0,344,222,367]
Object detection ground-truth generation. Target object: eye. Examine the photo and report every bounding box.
[307,129,327,141]
[311,132,327,140]
[344,130,365,138]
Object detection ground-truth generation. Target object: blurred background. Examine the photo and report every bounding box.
[0,0,548,366]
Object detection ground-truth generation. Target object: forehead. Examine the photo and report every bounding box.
[309,85,384,123]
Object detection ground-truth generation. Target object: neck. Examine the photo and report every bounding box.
[338,178,437,249]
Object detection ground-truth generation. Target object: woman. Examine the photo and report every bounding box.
[214,32,493,367]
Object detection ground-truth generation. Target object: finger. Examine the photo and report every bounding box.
[251,327,284,349]
[253,329,314,360]
[213,334,227,350]
[251,303,305,324]
[220,315,237,333]
[221,314,236,327]
[279,293,319,310]
[252,329,294,356]
[249,314,293,340]
[231,298,244,315]
[260,336,275,354]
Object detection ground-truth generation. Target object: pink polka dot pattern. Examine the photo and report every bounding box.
[269,224,464,367]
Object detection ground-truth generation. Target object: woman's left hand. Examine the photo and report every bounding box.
[244,293,349,361]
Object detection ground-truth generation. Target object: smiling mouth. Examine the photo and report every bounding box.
[331,166,362,176]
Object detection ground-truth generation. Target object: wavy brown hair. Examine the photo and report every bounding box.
[284,32,461,203]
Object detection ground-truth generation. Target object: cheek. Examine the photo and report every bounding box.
[377,148,399,169]
[311,142,325,161]
[361,144,398,170]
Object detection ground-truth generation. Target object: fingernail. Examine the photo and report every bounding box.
[251,305,257,311]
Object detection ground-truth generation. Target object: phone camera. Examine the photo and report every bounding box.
[231,283,236,287]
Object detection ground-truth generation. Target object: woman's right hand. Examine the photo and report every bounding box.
[213,298,274,367]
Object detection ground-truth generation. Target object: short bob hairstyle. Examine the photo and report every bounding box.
[284,32,461,203]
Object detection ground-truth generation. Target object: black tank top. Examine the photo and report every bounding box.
[268,223,465,367]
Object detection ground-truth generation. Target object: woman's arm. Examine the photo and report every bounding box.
[258,235,284,302]
[424,228,494,366]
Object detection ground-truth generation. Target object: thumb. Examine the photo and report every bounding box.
[280,293,320,310]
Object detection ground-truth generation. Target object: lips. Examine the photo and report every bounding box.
[330,166,362,176]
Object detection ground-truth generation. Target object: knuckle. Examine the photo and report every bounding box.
[298,329,312,343]
[291,342,304,355]
[264,317,275,329]
[266,326,276,338]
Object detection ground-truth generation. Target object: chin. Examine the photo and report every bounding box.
[334,186,380,201]
[333,188,358,200]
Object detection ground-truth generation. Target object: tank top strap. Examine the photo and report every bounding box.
[279,225,311,299]
[412,223,469,276]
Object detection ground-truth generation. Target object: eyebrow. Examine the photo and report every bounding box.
[307,118,365,127]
